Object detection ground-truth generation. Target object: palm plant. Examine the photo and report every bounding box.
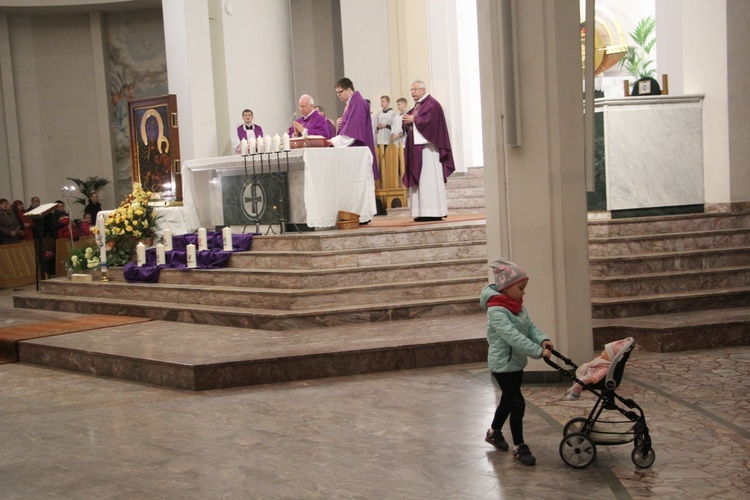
[67,176,111,206]
[619,15,656,79]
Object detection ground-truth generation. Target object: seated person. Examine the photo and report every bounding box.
[56,214,79,240]
[78,213,94,236]
[565,339,630,400]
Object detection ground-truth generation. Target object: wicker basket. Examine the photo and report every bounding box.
[336,220,360,230]
[337,210,360,222]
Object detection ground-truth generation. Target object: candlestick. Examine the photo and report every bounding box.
[197,227,207,251]
[248,136,256,154]
[163,229,173,251]
[136,242,146,267]
[222,226,233,251]
[282,132,290,150]
[156,243,166,265]
[273,133,281,151]
[186,244,197,268]
[240,138,248,155]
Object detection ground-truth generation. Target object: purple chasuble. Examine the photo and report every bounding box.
[237,124,264,142]
[403,94,455,188]
[288,110,332,139]
[338,90,380,180]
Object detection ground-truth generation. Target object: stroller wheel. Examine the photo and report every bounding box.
[631,445,655,468]
[563,417,589,436]
[559,432,597,469]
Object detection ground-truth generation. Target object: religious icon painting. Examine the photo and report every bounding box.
[128,94,182,204]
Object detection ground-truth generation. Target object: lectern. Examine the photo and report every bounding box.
[23,202,58,291]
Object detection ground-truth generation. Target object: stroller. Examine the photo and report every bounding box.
[544,337,655,469]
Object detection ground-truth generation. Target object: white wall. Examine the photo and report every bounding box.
[218,0,295,156]
[340,0,391,108]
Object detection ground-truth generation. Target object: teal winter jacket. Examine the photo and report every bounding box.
[480,284,550,373]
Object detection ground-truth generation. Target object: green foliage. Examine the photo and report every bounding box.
[66,246,100,272]
[66,176,111,206]
[619,15,656,79]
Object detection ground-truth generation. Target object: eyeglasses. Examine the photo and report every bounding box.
[335,89,344,95]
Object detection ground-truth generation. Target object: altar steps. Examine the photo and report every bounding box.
[589,210,750,352]
[13,221,488,331]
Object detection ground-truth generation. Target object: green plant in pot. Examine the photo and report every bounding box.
[619,15,656,80]
[67,176,111,207]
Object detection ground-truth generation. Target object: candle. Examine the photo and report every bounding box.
[186,244,197,268]
[96,212,107,269]
[197,227,207,251]
[136,242,146,267]
[240,138,248,155]
[282,132,290,151]
[273,133,281,151]
[222,226,233,251]
[256,136,264,153]
[156,243,166,265]
[248,136,256,154]
[163,229,173,251]
[264,134,272,153]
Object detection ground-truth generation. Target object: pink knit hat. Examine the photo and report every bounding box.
[605,339,630,360]
[489,259,529,291]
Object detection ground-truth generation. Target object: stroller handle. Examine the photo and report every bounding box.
[543,348,579,377]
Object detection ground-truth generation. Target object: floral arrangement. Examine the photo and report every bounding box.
[66,246,100,272]
[102,183,160,266]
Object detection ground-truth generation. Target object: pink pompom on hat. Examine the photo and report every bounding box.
[489,259,529,291]
[604,339,630,360]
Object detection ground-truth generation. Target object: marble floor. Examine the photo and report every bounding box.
[1,288,749,499]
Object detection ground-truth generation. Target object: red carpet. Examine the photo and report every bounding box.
[363,214,485,229]
[0,315,153,364]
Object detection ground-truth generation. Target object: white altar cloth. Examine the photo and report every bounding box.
[181,147,375,229]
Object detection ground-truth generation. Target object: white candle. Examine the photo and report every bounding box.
[222,226,233,251]
[273,133,281,151]
[197,227,207,251]
[156,243,166,265]
[240,138,248,155]
[264,134,272,153]
[163,229,173,251]
[186,244,197,268]
[256,136,264,153]
[136,242,146,267]
[248,136,256,154]
[96,212,107,269]
[282,132,290,151]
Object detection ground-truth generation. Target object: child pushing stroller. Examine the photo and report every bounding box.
[544,337,655,469]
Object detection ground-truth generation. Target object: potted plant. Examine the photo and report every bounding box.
[619,15,656,80]
[67,176,111,207]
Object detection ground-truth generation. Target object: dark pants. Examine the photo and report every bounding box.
[491,370,525,446]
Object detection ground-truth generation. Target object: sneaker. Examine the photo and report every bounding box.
[485,429,509,451]
[513,444,536,466]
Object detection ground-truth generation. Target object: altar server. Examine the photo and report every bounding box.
[232,109,264,154]
[329,77,380,180]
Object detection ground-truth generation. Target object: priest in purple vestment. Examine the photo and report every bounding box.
[402,80,455,222]
[288,94,332,139]
[233,109,264,154]
[329,77,380,180]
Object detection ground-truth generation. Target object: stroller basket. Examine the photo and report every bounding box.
[544,338,655,469]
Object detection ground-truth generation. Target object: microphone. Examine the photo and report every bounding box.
[286,111,297,127]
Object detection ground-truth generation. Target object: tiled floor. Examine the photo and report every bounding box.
[1,287,749,499]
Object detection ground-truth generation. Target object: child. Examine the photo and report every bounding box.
[480,259,554,466]
[78,213,94,236]
[565,339,630,400]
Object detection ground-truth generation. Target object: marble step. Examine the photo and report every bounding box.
[35,275,486,310]
[106,259,487,288]
[588,227,750,257]
[249,223,486,252]
[229,240,487,270]
[589,265,750,298]
[446,196,486,209]
[446,187,485,198]
[593,306,750,353]
[590,285,750,319]
[588,211,750,238]
[13,292,483,331]
[588,246,750,277]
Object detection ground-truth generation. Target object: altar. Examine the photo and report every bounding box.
[181,147,376,230]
